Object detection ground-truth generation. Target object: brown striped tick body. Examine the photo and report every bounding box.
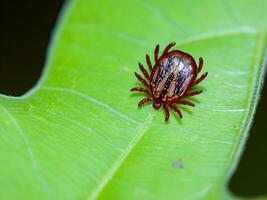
[130,42,208,121]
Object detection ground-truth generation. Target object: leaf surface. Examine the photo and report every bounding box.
[0,0,267,199]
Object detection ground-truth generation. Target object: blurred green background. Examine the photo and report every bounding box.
[0,1,266,198]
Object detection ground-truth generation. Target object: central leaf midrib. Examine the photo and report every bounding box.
[87,110,156,200]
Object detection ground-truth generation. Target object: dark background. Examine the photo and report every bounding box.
[0,1,266,197]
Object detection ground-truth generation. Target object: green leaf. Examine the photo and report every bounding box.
[1,0,267,199]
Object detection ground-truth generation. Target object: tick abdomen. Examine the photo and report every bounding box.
[154,56,194,100]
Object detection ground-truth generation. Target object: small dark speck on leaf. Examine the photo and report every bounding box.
[172,160,183,169]
[233,125,240,130]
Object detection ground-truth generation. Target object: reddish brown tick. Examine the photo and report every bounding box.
[130,42,208,121]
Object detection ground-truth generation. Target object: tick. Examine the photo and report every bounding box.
[130,42,208,121]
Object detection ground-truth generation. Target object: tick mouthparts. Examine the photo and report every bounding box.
[153,102,161,110]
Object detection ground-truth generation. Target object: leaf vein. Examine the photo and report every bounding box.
[42,86,139,124]
[88,111,156,200]
[0,104,51,197]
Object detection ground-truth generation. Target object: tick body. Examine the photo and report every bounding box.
[130,42,208,121]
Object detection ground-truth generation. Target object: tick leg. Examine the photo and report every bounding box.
[192,72,208,87]
[184,90,202,98]
[146,54,153,72]
[130,87,151,95]
[154,44,160,63]
[163,103,170,121]
[169,104,183,118]
[163,42,176,55]
[178,100,195,107]
[198,57,203,73]
[138,97,153,107]
[135,72,149,88]
[139,63,150,80]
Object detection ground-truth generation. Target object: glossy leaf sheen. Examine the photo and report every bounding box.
[0,0,267,199]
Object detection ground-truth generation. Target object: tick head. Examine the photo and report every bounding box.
[153,100,162,110]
